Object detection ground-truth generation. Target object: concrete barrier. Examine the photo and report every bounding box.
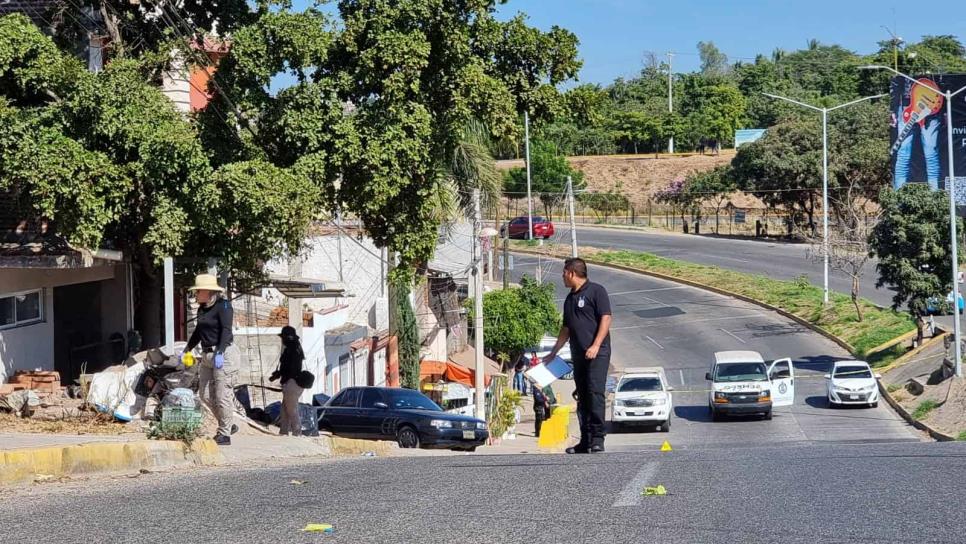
[537,405,572,449]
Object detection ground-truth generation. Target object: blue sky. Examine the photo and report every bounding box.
[292,0,966,86]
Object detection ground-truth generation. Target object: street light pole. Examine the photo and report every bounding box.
[667,51,674,154]
[763,92,886,305]
[524,110,534,241]
[860,65,966,377]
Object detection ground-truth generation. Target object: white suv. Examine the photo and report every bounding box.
[611,367,673,432]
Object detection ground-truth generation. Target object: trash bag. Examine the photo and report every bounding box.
[298,403,320,436]
[262,401,319,436]
[162,388,197,409]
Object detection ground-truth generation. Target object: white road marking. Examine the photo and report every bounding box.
[644,335,665,350]
[610,312,763,331]
[613,462,659,507]
[609,286,689,296]
[718,328,747,344]
[679,369,686,386]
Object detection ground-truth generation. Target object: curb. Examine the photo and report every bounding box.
[877,332,957,442]
[0,438,223,486]
[511,248,857,354]
[327,436,392,456]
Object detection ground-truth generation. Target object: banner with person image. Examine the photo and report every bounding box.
[891,74,966,194]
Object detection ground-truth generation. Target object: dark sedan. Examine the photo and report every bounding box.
[317,387,489,451]
[500,216,555,239]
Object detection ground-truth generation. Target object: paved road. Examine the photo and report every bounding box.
[574,226,895,308]
[506,255,917,451]
[5,441,965,543]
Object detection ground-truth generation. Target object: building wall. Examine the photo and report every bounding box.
[0,289,54,384]
[0,264,129,384]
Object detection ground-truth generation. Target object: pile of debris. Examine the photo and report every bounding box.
[0,370,81,420]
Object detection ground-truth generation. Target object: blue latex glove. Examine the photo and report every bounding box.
[214,352,225,369]
[176,350,185,363]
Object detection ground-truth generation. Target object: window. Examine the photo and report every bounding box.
[331,388,360,408]
[360,389,384,408]
[0,290,43,330]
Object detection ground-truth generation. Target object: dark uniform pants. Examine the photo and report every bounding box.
[572,350,610,448]
[534,405,547,437]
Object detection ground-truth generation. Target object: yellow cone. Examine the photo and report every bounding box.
[660,440,672,452]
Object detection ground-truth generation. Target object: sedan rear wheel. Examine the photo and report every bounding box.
[396,426,420,449]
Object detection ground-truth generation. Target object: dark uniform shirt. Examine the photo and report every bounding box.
[279,346,304,384]
[186,298,233,354]
[563,281,612,355]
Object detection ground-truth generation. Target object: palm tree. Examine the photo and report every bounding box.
[430,119,502,225]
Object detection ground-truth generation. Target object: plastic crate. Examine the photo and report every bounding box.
[158,406,203,434]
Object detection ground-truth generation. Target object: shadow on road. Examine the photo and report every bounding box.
[674,404,712,423]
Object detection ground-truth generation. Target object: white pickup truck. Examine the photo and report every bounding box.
[706,351,795,421]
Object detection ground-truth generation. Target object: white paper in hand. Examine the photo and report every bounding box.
[525,356,572,388]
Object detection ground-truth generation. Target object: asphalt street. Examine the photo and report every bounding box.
[506,255,918,451]
[4,441,965,543]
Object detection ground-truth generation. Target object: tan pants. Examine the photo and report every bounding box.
[199,345,238,437]
[279,379,304,436]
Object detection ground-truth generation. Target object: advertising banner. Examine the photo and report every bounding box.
[891,74,966,191]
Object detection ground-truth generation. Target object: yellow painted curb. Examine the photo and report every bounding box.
[326,436,391,456]
[0,439,223,486]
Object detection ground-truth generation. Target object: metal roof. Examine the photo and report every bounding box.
[265,274,347,299]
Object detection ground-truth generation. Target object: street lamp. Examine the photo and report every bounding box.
[763,92,887,306]
[860,64,966,377]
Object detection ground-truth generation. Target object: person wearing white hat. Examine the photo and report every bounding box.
[183,273,237,445]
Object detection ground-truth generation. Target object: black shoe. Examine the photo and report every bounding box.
[590,444,605,453]
[566,445,589,454]
[230,424,239,435]
[214,434,231,446]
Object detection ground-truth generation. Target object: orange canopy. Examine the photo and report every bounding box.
[420,360,493,388]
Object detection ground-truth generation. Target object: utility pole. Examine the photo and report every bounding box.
[667,51,675,154]
[472,189,486,420]
[336,208,344,282]
[524,110,534,240]
[163,257,174,349]
[567,176,578,258]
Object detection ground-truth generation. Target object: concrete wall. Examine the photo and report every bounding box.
[161,56,191,114]
[0,264,129,384]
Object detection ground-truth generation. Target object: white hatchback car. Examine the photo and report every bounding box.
[611,367,673,432]
[825,360,880,408]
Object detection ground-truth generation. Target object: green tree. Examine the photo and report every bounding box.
[580,182,629,223]
[0,14,320,345]
[698,41,730,77]
[391,282,421,389]
[471,276,559,367]
[687,166,737,234]
[504,139,585,221]
[869,184,960,344]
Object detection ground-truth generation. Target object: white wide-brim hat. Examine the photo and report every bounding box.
[187,274,224,292]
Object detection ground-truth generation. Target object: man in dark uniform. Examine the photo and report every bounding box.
[544,258,612,453]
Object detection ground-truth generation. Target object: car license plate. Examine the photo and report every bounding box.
[462,430,475,440]
[849,395,859,400]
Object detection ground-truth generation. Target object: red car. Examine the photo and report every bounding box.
[501,216,555,239]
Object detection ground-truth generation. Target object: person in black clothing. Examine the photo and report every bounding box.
[544,258,612,454]
[532,381,550,437]
[182,274,238,445]
[272,326,305,436]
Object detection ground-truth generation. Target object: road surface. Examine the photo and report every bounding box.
[505,255,917,451]
[4,441,964,543]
